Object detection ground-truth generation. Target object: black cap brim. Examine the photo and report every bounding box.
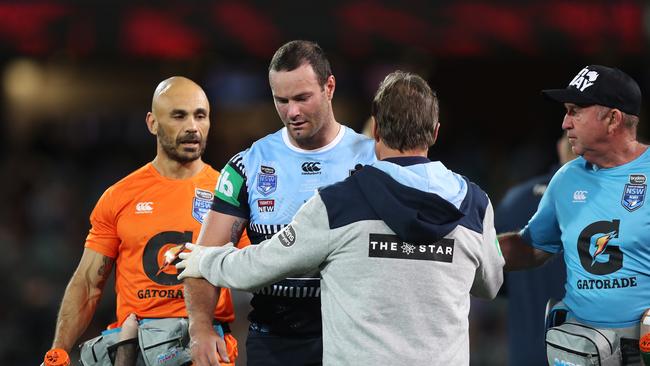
[541,88,598,106]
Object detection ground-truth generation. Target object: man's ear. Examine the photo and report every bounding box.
[607,109,623,134]
[325,75,335,100]
[433,122,440,144]
[145,112,157,135]
[371,117,380,142]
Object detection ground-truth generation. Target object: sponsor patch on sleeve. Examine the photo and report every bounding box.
[215,164,245,207]
[277,225,296,247]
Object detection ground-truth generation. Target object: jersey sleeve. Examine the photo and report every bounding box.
[520,176,563,253]
[471,199,505,299]
[211,152,250,219]
[85,187,120,258]
[200,194,331,291]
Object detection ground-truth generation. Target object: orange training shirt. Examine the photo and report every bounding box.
[85,162,248,327]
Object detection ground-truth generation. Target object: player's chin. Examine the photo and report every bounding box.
[175,151,203,163]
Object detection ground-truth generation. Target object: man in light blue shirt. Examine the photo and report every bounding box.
[499,65,648,364]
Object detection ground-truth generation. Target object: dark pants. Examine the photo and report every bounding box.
[245,326,322,366]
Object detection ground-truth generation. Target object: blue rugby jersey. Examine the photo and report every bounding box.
[522,148,650,328]
[211,125,376,334]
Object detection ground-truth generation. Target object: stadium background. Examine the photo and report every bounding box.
[0,1,647,364]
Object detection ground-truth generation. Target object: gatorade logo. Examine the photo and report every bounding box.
[142,230,193,286]
[577,220,623,275]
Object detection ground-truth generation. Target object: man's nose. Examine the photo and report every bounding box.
[185,117,199,132]
[561,115,573,130]
[287,101,301,120]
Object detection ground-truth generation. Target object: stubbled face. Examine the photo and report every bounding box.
[561,103,609,159]
[269,63,334,148]
[152,84,210,163]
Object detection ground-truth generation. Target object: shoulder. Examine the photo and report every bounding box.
[197,164,220,184]
[247,129,285,154]
[339,126,374,147]
[201,164,219,177]
[545,157,584,192]
[106,163,154,195]
[92,164,152,213]
[318,174,377,229]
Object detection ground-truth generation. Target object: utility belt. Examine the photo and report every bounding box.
[545,301,641,365]
[79,318,230,366]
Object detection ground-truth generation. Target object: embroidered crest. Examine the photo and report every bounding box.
[257,172,277,196]
[621,183,646,212]
[192,197,212,224]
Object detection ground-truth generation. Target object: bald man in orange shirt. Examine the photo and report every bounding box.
[46,76,245,365]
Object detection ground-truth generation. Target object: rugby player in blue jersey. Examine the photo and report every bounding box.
[183,40,375,366]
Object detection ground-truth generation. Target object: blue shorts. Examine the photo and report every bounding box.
[245,325,322,366]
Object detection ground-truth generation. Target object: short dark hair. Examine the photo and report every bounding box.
[268,40,332,87]
[371,71,439,151]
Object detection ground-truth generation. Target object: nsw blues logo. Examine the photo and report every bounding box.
[621,184,645,211]
[257,165,277,196]
[621,174,646,212]
[192,189,213,224]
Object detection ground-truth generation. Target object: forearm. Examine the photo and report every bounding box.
[184,211,246,333]
[499,232,552,271]
[184,278,220,335]
[52,276,103,351]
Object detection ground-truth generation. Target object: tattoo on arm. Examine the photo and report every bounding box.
[97,256,115,289]
[230,218,247,244]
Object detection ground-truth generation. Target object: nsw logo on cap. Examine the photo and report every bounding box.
[568,67,599,92]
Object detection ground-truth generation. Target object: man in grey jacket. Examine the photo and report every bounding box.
[177,71,504,365]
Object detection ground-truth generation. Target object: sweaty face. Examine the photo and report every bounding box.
[269,64,333,148]
[154,86,210,163]
[561,104,609,158]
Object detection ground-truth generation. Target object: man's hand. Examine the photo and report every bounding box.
[189,327,230,366]
[177,243,210,280]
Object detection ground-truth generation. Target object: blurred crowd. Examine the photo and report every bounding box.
[0,2,646,362]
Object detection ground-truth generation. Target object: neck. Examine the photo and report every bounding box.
[151,155,205,180]
[376,141,428,160]
[586,139,647,168]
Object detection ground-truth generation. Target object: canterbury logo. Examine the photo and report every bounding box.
[135,201,154,214]
[301,162,321,174]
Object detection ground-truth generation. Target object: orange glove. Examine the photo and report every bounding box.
[44,348,70,366]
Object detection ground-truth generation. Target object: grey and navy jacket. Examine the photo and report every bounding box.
[199,157,505,365]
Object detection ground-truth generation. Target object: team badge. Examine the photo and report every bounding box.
[257,165,277,196]
[621,174,646,212]
[192,190,213,224]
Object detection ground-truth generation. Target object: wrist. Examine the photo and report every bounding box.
[189,321,216,337]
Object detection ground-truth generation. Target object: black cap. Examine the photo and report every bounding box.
[542,65,641,116]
